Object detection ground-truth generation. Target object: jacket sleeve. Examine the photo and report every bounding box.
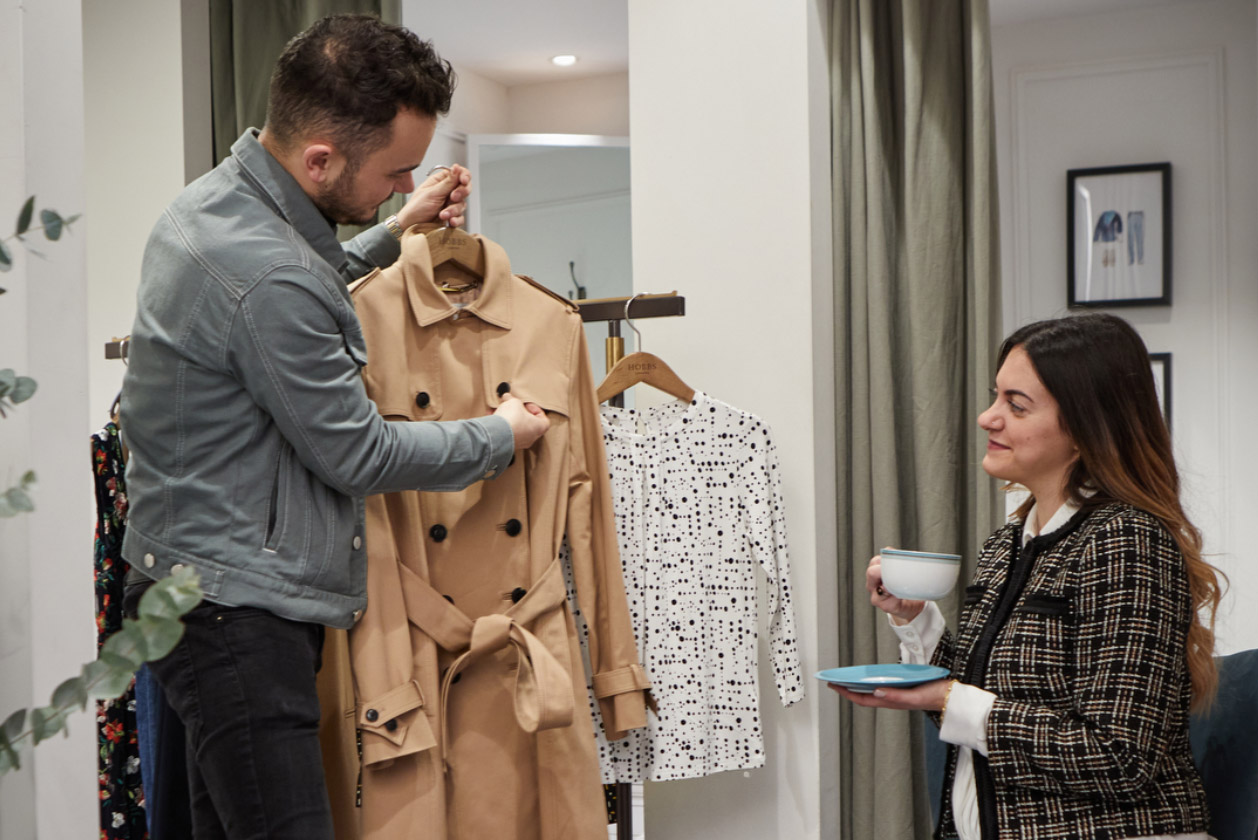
[562,323,650,739]
[227,266,514,498]
[340,224,400,282]
[739,422,803,705]
[984,511,1194,799]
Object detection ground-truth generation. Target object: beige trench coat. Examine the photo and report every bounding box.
[321,228,649,840]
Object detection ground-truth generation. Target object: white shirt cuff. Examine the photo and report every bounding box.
[939,682,995,757]
[889,601,946,664]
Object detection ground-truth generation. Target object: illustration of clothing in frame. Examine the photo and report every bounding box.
[1127,210,1145,265]
[329,228,650,840]
[566,392,804,782]
[1092,210,1123,242]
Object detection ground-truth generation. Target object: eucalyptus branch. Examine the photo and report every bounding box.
[0,568,203,774]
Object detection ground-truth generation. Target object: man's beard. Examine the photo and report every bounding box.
[314,158,377,226]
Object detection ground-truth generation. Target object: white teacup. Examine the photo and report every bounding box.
[879,548,962,600]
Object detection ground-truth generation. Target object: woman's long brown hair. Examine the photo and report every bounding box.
[1000,313,1225,711]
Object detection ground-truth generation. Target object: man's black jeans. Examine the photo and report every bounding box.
[124,581,333,840]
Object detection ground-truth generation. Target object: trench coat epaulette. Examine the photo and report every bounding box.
[347,266,382,296]
[515,274,580,313]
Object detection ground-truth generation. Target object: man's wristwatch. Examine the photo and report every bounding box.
[384,214,404,239]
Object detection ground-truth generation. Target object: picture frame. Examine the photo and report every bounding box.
[1149,352,1172,432]
[1067,163,1171,308]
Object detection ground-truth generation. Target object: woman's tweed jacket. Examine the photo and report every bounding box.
[931,502,1210,840]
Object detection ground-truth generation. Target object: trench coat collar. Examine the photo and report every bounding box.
[230,129,351,275]
[402,227,515,330]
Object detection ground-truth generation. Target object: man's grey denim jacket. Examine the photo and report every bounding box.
[120,130,514,629]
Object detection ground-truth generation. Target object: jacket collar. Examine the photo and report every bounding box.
[230,129,350,274]
[401,227,515,330]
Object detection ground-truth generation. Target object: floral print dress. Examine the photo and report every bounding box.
[93,422,147,839]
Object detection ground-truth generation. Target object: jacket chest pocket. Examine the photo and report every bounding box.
[368,366,444,421]
[483,364,570,421]
[999,591,1075,690]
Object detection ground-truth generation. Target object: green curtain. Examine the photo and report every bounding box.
[830,1,1001,838]
[209,0,402,238]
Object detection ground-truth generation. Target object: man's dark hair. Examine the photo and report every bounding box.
[265,14,455,160]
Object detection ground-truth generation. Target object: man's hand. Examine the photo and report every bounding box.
[396,164,471,230]
[494,394,549,450]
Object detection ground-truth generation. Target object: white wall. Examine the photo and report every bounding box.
[992,0,1258,654]
[0,0,92,838]
[507,73,630,135]
[629,1,834,838]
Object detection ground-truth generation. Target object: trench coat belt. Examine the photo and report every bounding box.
[397,557,575,770]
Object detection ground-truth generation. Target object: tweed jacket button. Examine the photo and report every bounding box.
[415,391,430,408]
[496,382,510,397]
[504,518,522,537]
[430,524,447,542]
[511,587,527,604]
[365,709,379,723]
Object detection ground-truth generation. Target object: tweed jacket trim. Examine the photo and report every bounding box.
[931,502,1210,840]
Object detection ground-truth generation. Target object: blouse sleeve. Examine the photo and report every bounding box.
[740,421,803,706]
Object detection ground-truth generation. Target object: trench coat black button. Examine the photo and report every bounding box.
[504,518,523,537]
[430,524,447,542]
[511,587,527,604]
[384,718,398,732]
[365,709,379,723]
[497,382,510,398]
[415,391,430,408]
[442,594,454,604]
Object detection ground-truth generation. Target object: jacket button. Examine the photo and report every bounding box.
[352,536,362,550]
[443,594,455,604]
[504,518,522,537]
[511,587,527,604]
[170,563,185,574]
[430,524,447,542]
[352,609,363,623]
[143,553,155,568]
[496,382,510,398]
[365,709,379,723]
[384,718,398,732]
[415,391,430,408]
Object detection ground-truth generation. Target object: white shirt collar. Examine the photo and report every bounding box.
[1021,497,1083,547]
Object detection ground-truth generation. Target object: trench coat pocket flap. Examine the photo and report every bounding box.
[358,679,436,764]
[1018,593,1072,616]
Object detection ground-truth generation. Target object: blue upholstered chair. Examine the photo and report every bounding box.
[1190,648,1258,840]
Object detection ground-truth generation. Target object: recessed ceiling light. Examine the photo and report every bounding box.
[551,55,578,67]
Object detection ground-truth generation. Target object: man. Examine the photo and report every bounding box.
[120,15,547,839]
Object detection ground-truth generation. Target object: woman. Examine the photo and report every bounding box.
[835,313,1224,839]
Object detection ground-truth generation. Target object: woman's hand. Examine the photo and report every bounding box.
[867,552,926,624]
[828,678,952,711]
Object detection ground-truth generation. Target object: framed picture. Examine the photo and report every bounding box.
[1067,163,1171,308]
[1149,352,1172,431]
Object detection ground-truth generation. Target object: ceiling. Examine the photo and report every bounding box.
[402,0,1213,88]
[401,0,628,87]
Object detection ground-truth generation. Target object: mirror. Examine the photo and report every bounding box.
[468,134,633,381]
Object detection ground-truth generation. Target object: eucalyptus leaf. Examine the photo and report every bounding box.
[21,471,35,489]
[16,196,34,236]
[64,214,82,225]
[2,709,26,741]
[0,736,18,773]
[29,707,65,745]
[10,376,36,404]
[0,369,14,392]
[87,654,138,701]
[51,677,88,712]
[139,573,203,620]
[137,617,184,662]
[40,209,63,241]
[100,632,143,671]
[0,240,11,272]
[4,487,34,513]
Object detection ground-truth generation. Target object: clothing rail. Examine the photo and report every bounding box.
[575,291,685,839]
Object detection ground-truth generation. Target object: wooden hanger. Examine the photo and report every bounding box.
[596,296,695,404]
[425,223,486,283]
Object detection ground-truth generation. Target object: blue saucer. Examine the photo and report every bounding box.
[815,664,950,693]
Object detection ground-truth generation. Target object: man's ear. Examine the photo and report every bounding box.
[302,143,337,184]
